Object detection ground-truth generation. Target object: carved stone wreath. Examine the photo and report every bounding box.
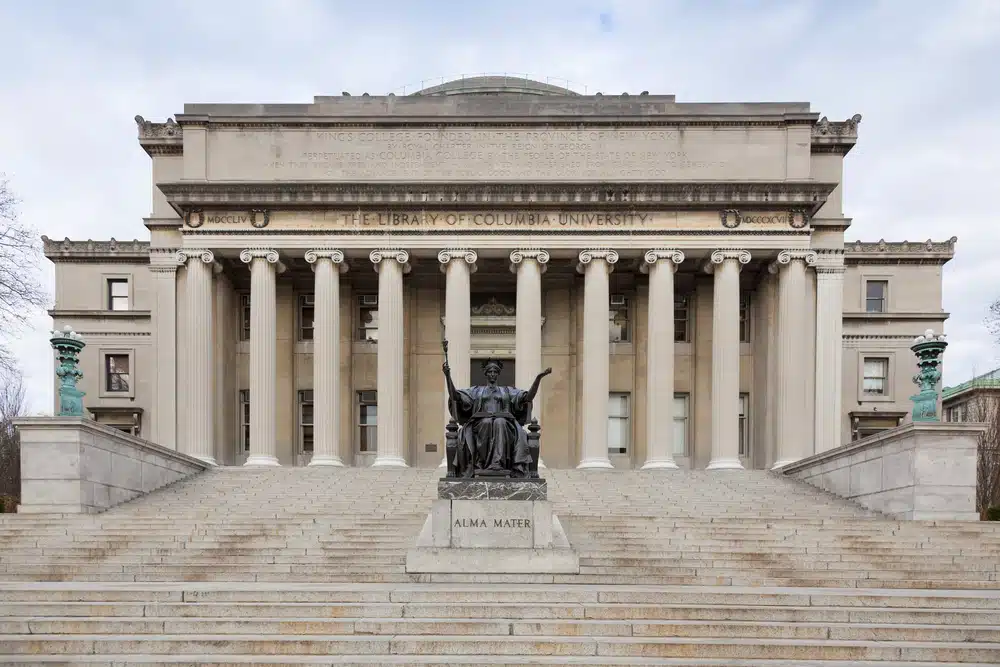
[720,209,742,229]
[789,209,809,229]
[249,209,270,229]
[184,209,205,228]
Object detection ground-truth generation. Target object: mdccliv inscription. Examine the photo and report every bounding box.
[442,342,551,479]
[205,127,802,182]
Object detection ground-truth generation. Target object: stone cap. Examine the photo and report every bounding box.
[845,237,957,266]
[42,236,149,263]
[439,478,547,501]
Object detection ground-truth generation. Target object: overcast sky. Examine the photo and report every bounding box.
[1,0,998,414]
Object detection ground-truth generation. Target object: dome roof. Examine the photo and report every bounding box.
[410,75,579,97]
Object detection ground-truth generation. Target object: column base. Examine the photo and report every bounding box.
[706,458,744,470]
[770,458,800,470]
[640,458,679,470]
[308,455,345,467]
[372,456,409,468]
[577,458,614,470]
[244,455,281,467]
[192,455,218,466]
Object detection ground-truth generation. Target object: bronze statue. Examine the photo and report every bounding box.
[442,341,551,478]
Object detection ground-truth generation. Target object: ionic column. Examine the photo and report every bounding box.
[175,249,218,465]
[704,249,751,470]
[370,249,410,468]
[438,250,477,466]
[577,249,618,469]
[770,250,816,468]
[640,249,685,469]
[510,249,549,416]
[814,252,845,453]
[240,248,284,467]
[305,249,348,466]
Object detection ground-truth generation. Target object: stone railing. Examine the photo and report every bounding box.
[14,417,209,514]
[779,422,985,521]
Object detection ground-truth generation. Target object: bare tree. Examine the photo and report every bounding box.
[0,176,47,374]
[966,392,1000,518]
[0,368,26,512]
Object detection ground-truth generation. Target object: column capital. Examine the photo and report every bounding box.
[240,248,286,273]
[176,249,222,274]
[640,249,685,274]
[813,249,846,274]
[438,249,478,274]
[305,249,349,273]
[576,248,619,274]
[509,249,549,274]
[703,249,751,274]
[768,249,817,274]
[370,248,411,273]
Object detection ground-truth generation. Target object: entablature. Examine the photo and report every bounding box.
[845,237,957,265]
[42,236,150,263]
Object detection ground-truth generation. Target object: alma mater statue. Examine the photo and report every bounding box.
[442,348,552,479]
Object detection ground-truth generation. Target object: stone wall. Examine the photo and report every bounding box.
[780,422,984,520]
[14,417,208,514]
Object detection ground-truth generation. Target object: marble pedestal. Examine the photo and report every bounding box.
[406,477,579,574]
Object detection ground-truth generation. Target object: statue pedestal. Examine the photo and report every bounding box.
[406,478,579,574]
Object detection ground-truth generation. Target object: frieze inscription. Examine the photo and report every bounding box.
[206,127,795,182]
[188,209,808,232]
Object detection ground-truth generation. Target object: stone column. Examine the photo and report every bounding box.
[149,256,178,450]
[305,249,348,466]
[770,250,817,468]
[640,249,685,469]
[370,249,410,468]
[240,248,284,467]
[438,250,477,466]
[576,249,618,469]
[175,249,218,465]
[704,249,751,470]
[814,251,845,453]
[510,249,549,416]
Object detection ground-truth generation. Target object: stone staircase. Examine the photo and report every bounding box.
[1,467,999,665]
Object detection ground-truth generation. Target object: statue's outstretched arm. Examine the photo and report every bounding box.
[526,367,553,401]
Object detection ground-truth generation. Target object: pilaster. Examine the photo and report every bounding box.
[148,254,178,450]
[814,249,846,453]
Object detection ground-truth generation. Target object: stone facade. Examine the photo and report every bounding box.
[43,77,956,469]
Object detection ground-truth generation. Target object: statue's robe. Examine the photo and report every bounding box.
[449,384,533,477]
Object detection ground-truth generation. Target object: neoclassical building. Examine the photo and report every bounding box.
[43,76,957,470]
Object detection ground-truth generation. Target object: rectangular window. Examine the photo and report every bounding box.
[609,295,630,343]
[105,354,130,392]
[239,293,251,341]
[239,390,250,453]
[673,393,689,456]
[739,293,751,343]
[358,295,379,341]
[738,393,750,458]
[607,392,630,455]
[863,357,889,395]
[299,390,314,452]
[358,390,377,452]
[674,295,690,342]
[107,279,129,311]
[866,280,887,313]
[298,293,315,341]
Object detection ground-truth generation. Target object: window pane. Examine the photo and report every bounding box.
[301,404,313,424]
[863,358,888,395]
[607,417,628,454]
[609,298,629,343]
[360,426,377,452]
[110,281,128,297]
[608,393,628,418]
[240,294,251,340]
[674,295,689,342]
[866,281,885,299]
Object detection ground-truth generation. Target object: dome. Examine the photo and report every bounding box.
[410,75,579,97]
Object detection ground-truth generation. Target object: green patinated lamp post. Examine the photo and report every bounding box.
[50,325,86,417]
[909,329,948,422]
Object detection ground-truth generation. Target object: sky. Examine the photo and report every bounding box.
[0,0,998,414]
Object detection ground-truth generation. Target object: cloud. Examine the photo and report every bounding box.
[0,0,997,414]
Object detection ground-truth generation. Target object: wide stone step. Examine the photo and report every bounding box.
[4,634,1000,661]
[4,658,1000,667]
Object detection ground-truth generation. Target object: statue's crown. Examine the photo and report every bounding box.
[481,358,504,371]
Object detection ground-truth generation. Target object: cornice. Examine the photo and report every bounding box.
[811,115,861,155]
[135,116,183,157]
[48,309,152,319]
[843,312,949,321]
[174,116,821,130]
[845,237,956,266]
[159,181,837,216]
[42,236,149,262]
[143,217,183,229]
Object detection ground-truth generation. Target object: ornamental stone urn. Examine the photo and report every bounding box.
[50,325,86,417]
[909,329,947,423]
